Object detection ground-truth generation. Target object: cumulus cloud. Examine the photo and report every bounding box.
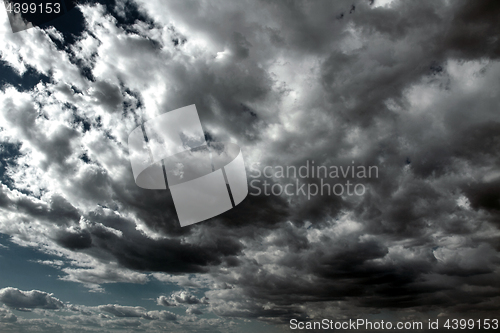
[0,288,64,310]
[0,287,185,333]
[143,310,177,321]
[0,0,499,331]
[157,291,209,308]
[186,306,203,316]
[156,295,175,307]
[171,291,209,305]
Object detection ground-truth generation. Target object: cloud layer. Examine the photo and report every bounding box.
[0,0,499,331]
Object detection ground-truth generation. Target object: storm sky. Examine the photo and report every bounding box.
[0,0,499,332]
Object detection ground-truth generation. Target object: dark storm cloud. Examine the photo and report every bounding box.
[0,286,183,332]
[186,307,203,315]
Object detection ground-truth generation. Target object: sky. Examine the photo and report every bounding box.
[0,0,499,332]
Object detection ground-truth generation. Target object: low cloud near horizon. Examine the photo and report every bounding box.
[0,0,499,332]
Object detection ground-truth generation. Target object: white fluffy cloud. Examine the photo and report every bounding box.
[157,291,208,307]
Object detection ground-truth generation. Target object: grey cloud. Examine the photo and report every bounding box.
[101,318,142,329]
[0,94,80,172]
[144,310,177,321]
[0,0,500,330]
[186,307,203,315]
[88,80,123,112]
[171,291,208,305]
[64,315,102,327]
[98,304,177,322]
[0,308,17,323]
[0,288,64,310]
[0,188,80,227]
[98,304,146,318]
[55,229,92,250]
[443,0,500,59]
[158,291,208,308]
[157,296,175,307]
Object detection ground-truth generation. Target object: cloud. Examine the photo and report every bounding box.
[0,288,192,332]
[98,304,178,323]
[151,273,213,289]
[157,291,209,308]
[186,307,203,315]
[171,291,209,305]
[60,263,150,289]
[0,307,17,323]
[0,0,499,331]
[0,288,64,310]
[157,296,175,307]
[98,304,146,318]
[64,314,101,327]
[143,310,177,321]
